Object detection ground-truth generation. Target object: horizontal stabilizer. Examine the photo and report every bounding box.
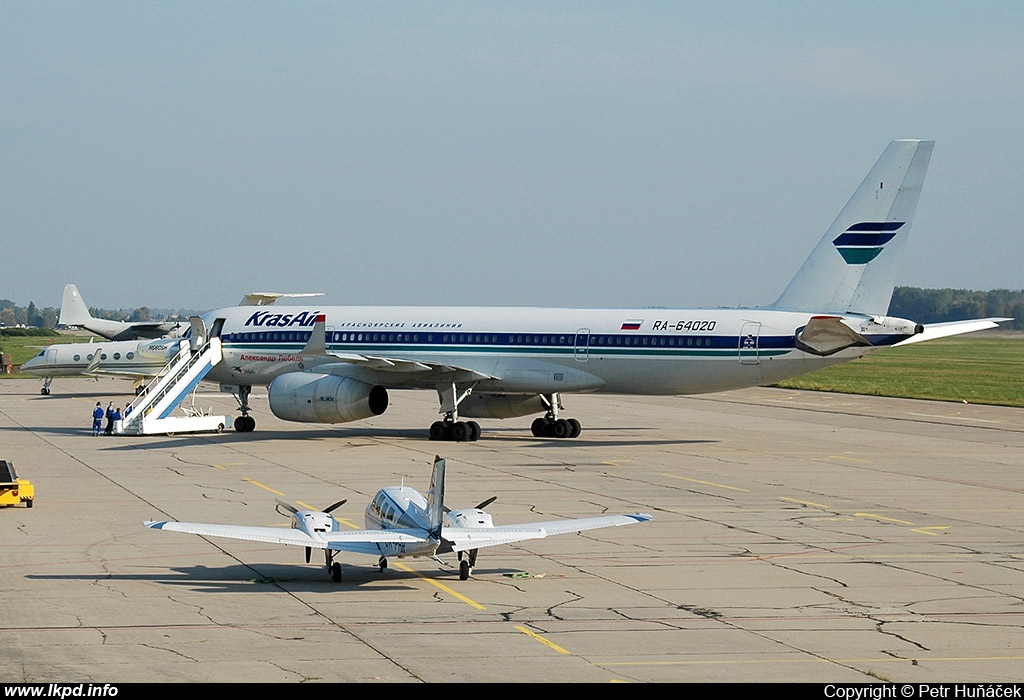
[894,318,1012,346]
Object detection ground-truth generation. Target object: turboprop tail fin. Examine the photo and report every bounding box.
[769,140,935,316]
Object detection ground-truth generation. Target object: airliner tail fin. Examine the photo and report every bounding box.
[770,140,935,316]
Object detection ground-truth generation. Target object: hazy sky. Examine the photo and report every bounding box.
[2,2,1022,313]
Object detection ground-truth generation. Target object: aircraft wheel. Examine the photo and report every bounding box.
[467,420,481,441]
[531,417,547,437]
[40,387,49,396]
[331,562,342,583]
[552,419,570,438]
[459,559,470,581]
[567,418,581,438]
[216,423,225,433]
[379,557,388,573]
[429,421,446,440]
[451,421,468,442]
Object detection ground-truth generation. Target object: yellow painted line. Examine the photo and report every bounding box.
[514,625,571,654]
[663,474,749,492]
[779,496,829,509]
[242,478,286,496]
[212,463,246,470]
[856,512,913,525]
[912,526,951,536]
[394,562,486,610]
[602,460,633,467]
[599,655,1024,667]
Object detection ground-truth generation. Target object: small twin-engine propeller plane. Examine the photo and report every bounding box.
[145,455,653,582]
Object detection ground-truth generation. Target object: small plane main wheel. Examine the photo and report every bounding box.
[331,562,342,583]
[379,557,388,573]
[459,559,470,581]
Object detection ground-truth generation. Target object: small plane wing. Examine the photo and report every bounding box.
[441,513,653,553]
[145,520,321,547]
[894,317,1012,346]
[144,520,427,553]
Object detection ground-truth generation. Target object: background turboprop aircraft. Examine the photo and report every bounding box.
[59,284,188,341]
[184,140,1008,440]
[146,455,654,582]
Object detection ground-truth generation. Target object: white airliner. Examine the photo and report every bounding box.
[59,284,188,341]
[145,455,653,582]
[192,140,1006,440]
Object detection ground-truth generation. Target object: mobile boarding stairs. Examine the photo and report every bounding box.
[114,317,233,436]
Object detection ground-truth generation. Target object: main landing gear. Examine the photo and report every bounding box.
[530,393,582,439]
[231,385,256,433]
[429,381,481,442]
[429,418,481,442]
[457,549,478,580]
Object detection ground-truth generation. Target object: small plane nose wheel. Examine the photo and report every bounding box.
[459,559,471,581]
[331,562,342,583]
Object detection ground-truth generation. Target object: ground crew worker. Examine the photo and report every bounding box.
[92,402,104,436]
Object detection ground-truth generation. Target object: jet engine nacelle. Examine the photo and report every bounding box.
[457,393,546,419]
[268,372,388,424]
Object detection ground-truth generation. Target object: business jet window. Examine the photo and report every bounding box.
[126,352,134,360]
[113,353,121,360]
[73,354,81,362]
[100,353,108,360]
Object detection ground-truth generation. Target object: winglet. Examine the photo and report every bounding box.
[300,314,327,355]
[425,455,446,540]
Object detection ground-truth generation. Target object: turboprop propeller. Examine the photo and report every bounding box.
[274,497,348,563]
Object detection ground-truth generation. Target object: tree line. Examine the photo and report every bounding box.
[1,287,1021,331]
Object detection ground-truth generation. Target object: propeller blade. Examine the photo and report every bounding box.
[274,498,298,515]
[323,499,347,513]
[444,496,496,514]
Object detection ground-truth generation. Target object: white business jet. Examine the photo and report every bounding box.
[192,140,1007,440]
[145,455,653,582]
[21,337,182,395]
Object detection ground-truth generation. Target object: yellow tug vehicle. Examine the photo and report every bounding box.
[0,459,34,508]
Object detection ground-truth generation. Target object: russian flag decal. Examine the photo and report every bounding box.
[621,319,642,331]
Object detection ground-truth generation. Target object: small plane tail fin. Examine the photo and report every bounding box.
[425,455,446,539]
[769,140,934,316]
[58,284,94,327]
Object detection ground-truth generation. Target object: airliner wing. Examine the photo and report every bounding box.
[894,317,1012,346]
[317,357,497,381]
[442,513,653,553]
